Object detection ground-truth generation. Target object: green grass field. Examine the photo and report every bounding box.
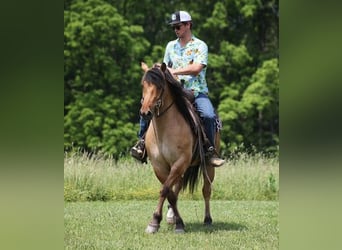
[64,152,279,202]
[65,200,278,249]
[64,152,279,249]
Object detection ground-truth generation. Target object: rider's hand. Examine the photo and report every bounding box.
[141,62,149,72]
[168,67,179,80]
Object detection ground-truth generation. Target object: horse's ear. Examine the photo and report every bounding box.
[161,62,167,72]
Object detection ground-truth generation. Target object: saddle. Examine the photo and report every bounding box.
[182,88,222,132]
[181,89,222,167]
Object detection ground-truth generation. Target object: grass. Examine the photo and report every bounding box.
[64,151,279,202]
[65,152,279,248]
[65,200,279,249]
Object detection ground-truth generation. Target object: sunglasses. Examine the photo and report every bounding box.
[172,23,185,30]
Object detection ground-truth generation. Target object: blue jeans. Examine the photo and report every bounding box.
[138,116,149,139]
[138,93,216,146]
[193,93,216,146]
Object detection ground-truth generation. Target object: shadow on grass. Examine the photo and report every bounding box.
[184,221,247,233]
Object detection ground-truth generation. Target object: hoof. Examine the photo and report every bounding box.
[145,223,160,234]
[204,216,212,226]
[174,228,185,234]
[175,220,185,233]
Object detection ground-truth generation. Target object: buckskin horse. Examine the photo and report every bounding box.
[140,63,221,233]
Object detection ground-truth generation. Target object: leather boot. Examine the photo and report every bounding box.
[130,139,147,163]
[206,146,225,167]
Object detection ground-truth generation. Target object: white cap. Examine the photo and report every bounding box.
[169,11,192,25]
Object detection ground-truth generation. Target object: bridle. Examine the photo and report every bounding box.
[155,97,174,118]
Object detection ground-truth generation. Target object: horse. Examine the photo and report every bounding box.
[139,63,221,233]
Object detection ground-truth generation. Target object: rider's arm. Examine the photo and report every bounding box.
[169,63,204,76]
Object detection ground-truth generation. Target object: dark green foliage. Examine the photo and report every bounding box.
[218,58,279,154]
[64,0,149,156]
[64,0,279,157]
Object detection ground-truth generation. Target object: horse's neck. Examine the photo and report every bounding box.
[163,86,173,107]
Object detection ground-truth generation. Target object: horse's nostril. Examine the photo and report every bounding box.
[140,110,153,121]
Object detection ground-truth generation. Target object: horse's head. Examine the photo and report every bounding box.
[140,63,167,120]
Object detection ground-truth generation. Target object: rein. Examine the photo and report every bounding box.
[156,101,174,117]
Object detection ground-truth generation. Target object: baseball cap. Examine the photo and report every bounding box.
[169,11,192,25]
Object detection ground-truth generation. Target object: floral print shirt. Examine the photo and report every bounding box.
[163,36,209,97]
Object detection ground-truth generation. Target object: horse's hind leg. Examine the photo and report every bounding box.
[166,204,175,224]
[202,165,215,225]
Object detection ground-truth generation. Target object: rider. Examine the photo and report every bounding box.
[131,10,225,167]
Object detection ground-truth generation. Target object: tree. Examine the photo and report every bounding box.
[218,58,279,154]
[64,0,149,156]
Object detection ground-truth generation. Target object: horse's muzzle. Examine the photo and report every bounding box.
[140,110,153,121]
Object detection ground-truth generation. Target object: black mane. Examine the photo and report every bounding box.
[164,69,198,130]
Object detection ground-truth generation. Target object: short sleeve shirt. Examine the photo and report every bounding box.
[163,36,209,97]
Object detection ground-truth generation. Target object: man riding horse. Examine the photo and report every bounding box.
[131,10,224,167]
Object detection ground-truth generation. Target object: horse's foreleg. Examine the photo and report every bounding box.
[163,162,187,233]
[146,182,174,234]
[166,180,182,224]
[202,165,215,226]
[166,180,185,233]
[146,158,188,234]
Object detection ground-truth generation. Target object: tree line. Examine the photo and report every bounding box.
[64,0,279,158]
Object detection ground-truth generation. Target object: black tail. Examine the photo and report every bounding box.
[182,164,201,194]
